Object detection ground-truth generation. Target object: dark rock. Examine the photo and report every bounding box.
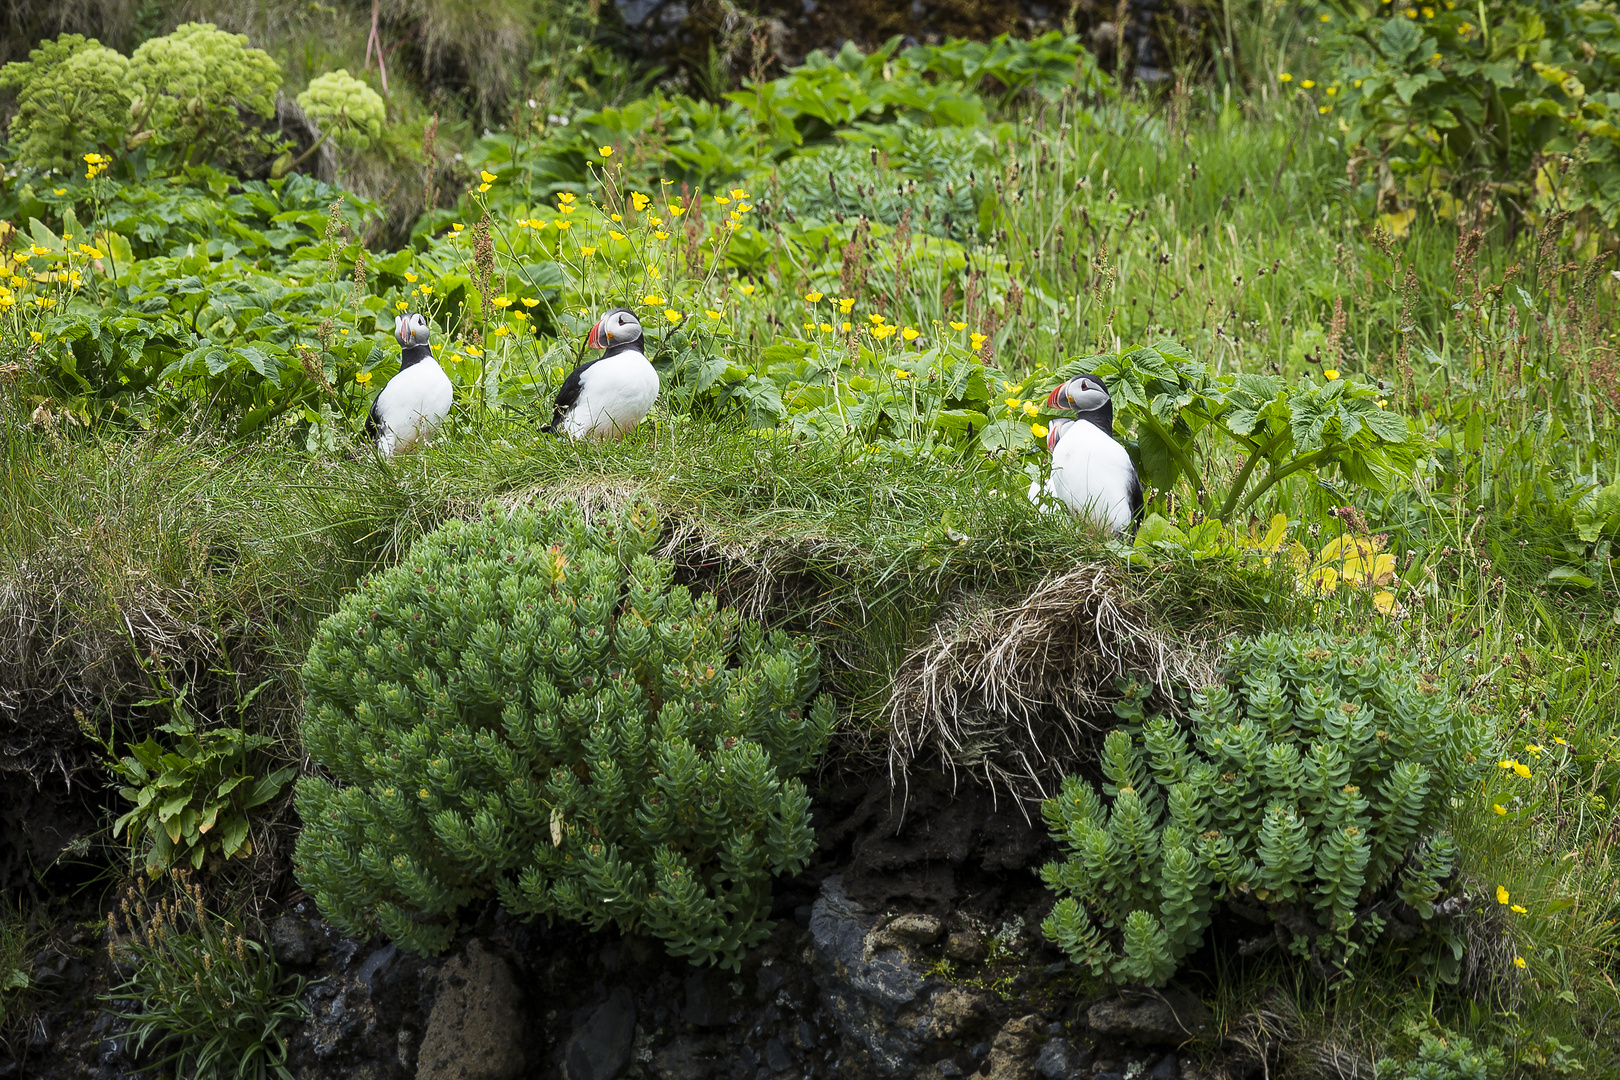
[764,1036,793,1072]
[416,939,524,1080]
[983,1014,1045,1078]
[868,913,943,950]
[1085,991,1211,1046]
[652,1035,729,1080]
[755,963,786,1002]
[969,1042,991,1061]
[937,1060,964,1078]
[1151,1052,1179,1079]
[356,943,398,992]
[808,875,924,1073]
[1033,1037,1077,1079]
[564,987,636,1080]
[943,930,986,963]
[682,967,736,1027]
[270,916,317,966]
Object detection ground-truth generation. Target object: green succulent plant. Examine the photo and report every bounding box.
[294,503,836,967]
[1041,632,1487,986]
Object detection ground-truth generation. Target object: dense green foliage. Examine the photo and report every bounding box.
[3,2,1620,1070]
[110,709,296,875]
[1041,633,1487,985]
[106,875,306,1080]
[1309,0,1620,226]
[294,503,836,965]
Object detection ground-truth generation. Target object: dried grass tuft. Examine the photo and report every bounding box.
[886,563,1217,812]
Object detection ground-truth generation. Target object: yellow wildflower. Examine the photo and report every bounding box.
[598,145,614,157]
[1324,369,1340,380]
[1302,79,1315,88]
[522,298,538,307]
[609,231,625,240]
[654,231,669,240]
[492,326,511,337]
[705,309,722,319]
[971,332,988,350]
[1492,803,1507,815]
[1032,423,1048,438]
[1497,886,1510,905]
[902,326,920,341]
[631,193,650,211]
[355,371,374,385]
[665,309,682,323]
[1511,904,1526,914]
[643,294,666,305]
[1514,957,1526,969]
[892,368,911,379]
[805,291,824,303]
[950,320,967,330]
[1279,72,1293,82]
[480,170,497,183]
[580,246,597,257]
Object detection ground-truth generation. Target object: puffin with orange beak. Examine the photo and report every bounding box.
[542,307,659,439]
[1032,373,1142,535]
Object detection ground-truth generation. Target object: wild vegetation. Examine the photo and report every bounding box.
[3,0,1620,1076]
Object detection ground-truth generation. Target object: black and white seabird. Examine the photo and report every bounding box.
[365,312,453,456]
[542,307,659,440]
[1034,374,1143,535]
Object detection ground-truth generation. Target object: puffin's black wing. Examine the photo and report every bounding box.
[364,394,382,440]
[1127,468,1144,539]
[542,358,600,433]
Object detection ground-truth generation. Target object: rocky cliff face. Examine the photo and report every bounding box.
[1,767,1229,1080]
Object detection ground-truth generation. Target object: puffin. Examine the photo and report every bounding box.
[1037,374,1142,535]
[542,308,659,440]
[365,312,453,456]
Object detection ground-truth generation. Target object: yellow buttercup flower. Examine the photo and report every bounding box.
[643,293,666,305]
[819,323,833,333]
[492,326,511,336]
[29,331,42,343]
[670,205,687,217]
[805,291,823,303]
[522,298,538,307]
[665,309,682,323]
[838,298,855,314]
[950,320,967,330]
[971,332,988,350]
[841,321,851,333]
[480,170,497,183]
[1279,72,1292,82]
[580,246,597,257]
[610,231,625,240]
[477,183,491,193]
[649,216,663,226]
[630,193,650,211]
[1301,79,1315,88]
[598,145,614,157]
[1492,803,1507,815]
[654,231,669,240]
[1514,957,1526,969]
[610,213,622,222]
[902,326,920,341]
[1496,886,1510,905]
[492,296,513,308]
[555,220,572,230]
[1513,761,1531,778]
[355,371,374,385]
[713,195,731,205]
[705,309,722,319]
[1323,369,1340,380]
[1511,904,1526,914]
[892,368,911,379]
[1031,423,1047,438]
[737,282,756,296]
[1022,401,1040,417]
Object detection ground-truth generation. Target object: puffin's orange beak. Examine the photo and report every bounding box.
[587,323,602,349]
[1046,384,1064,409]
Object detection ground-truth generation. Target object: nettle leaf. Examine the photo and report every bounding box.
[1379,17,1424,60]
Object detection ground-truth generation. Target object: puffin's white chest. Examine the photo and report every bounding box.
[375,360,453,454]
[563,352,659,440]
[1050,420,1137,534]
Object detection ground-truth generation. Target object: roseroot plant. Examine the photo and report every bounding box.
[294,503,836,967]
[1041,632,1487,986]
[105,871,306,1080]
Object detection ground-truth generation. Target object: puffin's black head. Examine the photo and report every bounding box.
[395,312,430,346]
[587,308,644,351]
[1044,417,1076,453]
[1045,374,1111,413]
